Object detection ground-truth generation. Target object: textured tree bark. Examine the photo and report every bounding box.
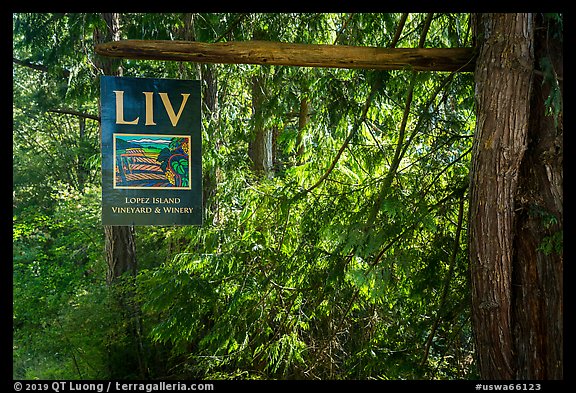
[512,13,563,379]
[95,39,476,72]
[248,74,273,177]
[97,13,145,379]
[97,13,138,285]
[469,13,563,380]
[296,99,309,165]
[201,63,223,226]
[469,13,533,380]
[104,225,137,284]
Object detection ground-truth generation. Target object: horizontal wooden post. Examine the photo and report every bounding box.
[95,40,476,72]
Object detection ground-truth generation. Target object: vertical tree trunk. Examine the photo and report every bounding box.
[201,64,223,225]
[296,98,309,164]
[98,13,138,285]
[77,117,87,192]
[104,225,137,284]
[469,13,533,380]
[469,13,562,380]
[249,74,273,177]
[96,12,145,379]
[512,13,563,380]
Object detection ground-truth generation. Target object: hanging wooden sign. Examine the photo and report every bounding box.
[100,76,202,225]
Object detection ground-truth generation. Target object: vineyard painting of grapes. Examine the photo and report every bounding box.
[113,133,191,190]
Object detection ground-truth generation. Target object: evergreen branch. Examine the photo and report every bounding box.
[370,183,468,270]
[366,73,416,225]
[333,13,355,45]
[399,72,457,161]
[214,13,249,43]
[420,193,466,367]
[366,14,433,225]
[419,13,434,48]
[48,108,100,122]
[390,13,409,48]
[13,57,71,79]
[301,75,382,196]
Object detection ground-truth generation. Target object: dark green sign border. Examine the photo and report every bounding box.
[101,76,202,226]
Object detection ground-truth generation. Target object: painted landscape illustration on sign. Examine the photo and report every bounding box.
[113,133,191,189]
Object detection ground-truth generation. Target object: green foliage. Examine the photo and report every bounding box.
[537,231,563,256]
[539,55,562,128]
[13,12,480,380]
[529,205,563,256]
[13,186,108,379]
[537,14,562,128]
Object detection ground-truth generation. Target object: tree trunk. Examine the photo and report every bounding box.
[469,13,562,380]
[201,64,223,225]
[296,98,309,164]
[512,13,563,380]
[97,13,138,285]
[96,12,145,379]
[77,116,87,192]
[249,74,274,177]
[104,225,137,284]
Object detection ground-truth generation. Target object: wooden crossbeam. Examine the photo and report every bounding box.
[95,40,476,72]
